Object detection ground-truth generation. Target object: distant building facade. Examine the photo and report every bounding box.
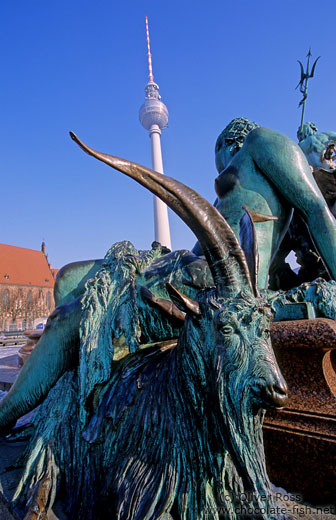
[0,242,58,332]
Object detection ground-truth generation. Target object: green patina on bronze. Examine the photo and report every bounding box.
[11,241,287,520]
[207,117,336,289]
[1,124,336,518]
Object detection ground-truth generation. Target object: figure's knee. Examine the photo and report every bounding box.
[45,305,66,329]
[54,259,104,306]
[54,264,77,306]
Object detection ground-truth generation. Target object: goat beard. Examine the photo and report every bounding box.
[216,372,275,519]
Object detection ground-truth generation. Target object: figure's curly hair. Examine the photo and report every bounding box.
[297,121,318,142]
[215,117,260,156]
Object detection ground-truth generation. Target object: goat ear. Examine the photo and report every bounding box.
[239,206,278,296]
[243,208,278,223]
[166,283,201,317]
[140,286,186,322]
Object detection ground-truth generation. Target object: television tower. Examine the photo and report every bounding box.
[139,16,172,250]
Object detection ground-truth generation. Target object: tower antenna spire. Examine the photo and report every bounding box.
[139,17,172,250]
[145,16,154,83]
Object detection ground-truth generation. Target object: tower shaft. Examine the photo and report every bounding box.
[150,125,171,248]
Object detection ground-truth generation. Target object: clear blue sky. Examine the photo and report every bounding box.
[1,0,334,269]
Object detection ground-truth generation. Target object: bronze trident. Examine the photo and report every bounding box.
[296,48,320,138]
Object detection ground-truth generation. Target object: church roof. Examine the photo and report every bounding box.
[0,243,56,287]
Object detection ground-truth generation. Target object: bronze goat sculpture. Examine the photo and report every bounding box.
[0,135,291,520]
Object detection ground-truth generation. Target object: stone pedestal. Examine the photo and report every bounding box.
[264,318,336,507]
[18,330,42,366]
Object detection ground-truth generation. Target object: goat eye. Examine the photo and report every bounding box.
[264,328,271,338]
[221,324,234,335]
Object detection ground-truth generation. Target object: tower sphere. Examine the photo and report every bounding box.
[139,82,169,131]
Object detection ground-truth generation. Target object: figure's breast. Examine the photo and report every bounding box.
[215,165,239,198]
[215,157,291,224]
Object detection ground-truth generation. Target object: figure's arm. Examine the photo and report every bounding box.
[0,298,81,434]
[299,133,336,156]
[244,127,315,207]
[324,131,336,142]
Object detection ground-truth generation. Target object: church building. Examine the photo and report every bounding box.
[0,242,57,332]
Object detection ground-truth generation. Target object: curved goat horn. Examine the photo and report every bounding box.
[70,132,254,296]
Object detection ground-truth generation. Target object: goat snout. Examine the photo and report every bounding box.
[253,376,288,410]
[261,380,288,409]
